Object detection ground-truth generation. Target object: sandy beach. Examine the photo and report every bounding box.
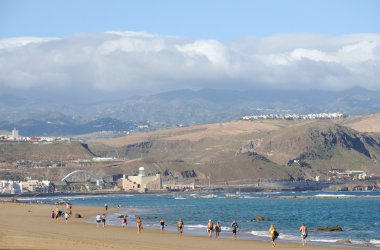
[0,202,358,250]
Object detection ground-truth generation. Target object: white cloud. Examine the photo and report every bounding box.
[0,32,379,96]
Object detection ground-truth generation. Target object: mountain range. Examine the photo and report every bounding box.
[1,87,380,136]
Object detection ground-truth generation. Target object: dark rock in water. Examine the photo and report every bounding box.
[117,215,128,218]
[74,213,82,218]
[317,226,343,231]
[254,216,271,221]
[337,240,351,244]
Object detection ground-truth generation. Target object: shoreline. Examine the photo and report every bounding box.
[0,202,377,250]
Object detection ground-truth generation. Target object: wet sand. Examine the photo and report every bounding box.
[0,202,358,250]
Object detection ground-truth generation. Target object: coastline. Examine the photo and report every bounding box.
[0,202,372,250]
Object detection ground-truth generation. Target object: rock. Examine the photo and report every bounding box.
[74,213,82,218]
[254,216,271,221]
[317,226,343,231]
[337,240,351,244]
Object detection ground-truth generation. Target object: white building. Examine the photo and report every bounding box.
[117,167,162,192]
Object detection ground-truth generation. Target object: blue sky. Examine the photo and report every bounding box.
[1,0,379,39]
[0,0,379,98]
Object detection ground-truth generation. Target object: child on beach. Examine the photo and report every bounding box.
[269,224,279,247]
[177,218,184,236]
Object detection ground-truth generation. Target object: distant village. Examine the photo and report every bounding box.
[0,167,195,195]
[241,112,346,121]
[0,128,70,143]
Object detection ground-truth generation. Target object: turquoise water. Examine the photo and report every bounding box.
[20,191,380,249]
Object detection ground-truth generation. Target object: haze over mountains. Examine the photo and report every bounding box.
[1,87,380,136]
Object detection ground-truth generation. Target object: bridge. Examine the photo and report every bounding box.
[61,170,105,184]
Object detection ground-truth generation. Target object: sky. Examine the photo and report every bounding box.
[0,0,379,99]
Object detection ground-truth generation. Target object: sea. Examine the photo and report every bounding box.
[19,191,380,249]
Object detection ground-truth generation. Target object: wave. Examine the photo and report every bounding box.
[314,194,355,197]
[173,197,186,200]
[370,239,380,246]
[186,224,207,230]
[250,230,268,238]
[192,194,219,199]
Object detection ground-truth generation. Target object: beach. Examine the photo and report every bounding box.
[0,202,359,250]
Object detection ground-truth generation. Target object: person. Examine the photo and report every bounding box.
[160,217,166,232]
[104,203,108,211]
[101,213,106,228]
[51,210,55,219]
[231,220,238,240]
[136,216,143,233]
[207,219,214,238]
[215,221,221,238]
[269,224,279,247]
[299,223,308,246]
[177,218,184,236]
[96,214,101,227]
[64,211,69,223]
[55,207,59,219]
[121,215,127,228]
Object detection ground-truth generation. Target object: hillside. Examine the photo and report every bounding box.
[88,117,380,183]
[0,141,94,162]
[1,115,380,183]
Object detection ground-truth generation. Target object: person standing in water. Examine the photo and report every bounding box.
[160,217,166,232]
[299,223,308,246]
[96,214,101,227]
[207,219,214,238]
[101,213,106,228]
[215,222,221,238]
[136,216,143,233]
[230,220,238,240]
[177,218,184,236]
[269,224,279,247]
[121,215,127,228]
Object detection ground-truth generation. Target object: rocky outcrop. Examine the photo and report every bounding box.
[317,226,343,231]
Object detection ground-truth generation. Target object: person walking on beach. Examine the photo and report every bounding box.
[64,211,69,223]
[207,219,214,238]
[215,221,221,238]
[104,203,108,211]
[136,216,143,233]
[96,213,101,227]
[177,218,184,236]
[101,213,106,228]
[299,223,308,246]
[160,217,166,232]
[121,215,127,228]
[231,220,238,240]
[269,224,279,247]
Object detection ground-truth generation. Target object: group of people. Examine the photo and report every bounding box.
[51,206,70,223]
[269,223,308,247]
[94,204,309,247]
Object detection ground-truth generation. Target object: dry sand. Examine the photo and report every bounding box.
[0,202,355,250]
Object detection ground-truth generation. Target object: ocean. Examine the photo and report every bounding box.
[19,191,380,249]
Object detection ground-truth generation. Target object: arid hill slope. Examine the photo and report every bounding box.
[90,116,380,182]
